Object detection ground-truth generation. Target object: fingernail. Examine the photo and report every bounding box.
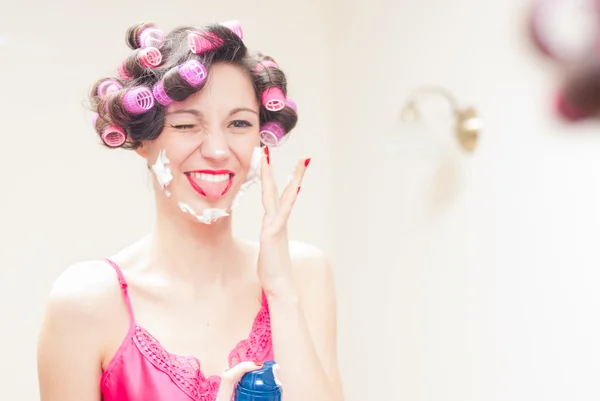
[254,361,264,366]
[296,186,301,194]
[304,158,311,167]
[264,146,270,164]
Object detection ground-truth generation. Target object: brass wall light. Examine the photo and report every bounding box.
[400,85,482,153]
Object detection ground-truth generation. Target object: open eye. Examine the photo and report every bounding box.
[229,120,253,129]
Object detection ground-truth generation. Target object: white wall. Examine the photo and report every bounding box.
[331,0,600,400]
[2,0,600,400]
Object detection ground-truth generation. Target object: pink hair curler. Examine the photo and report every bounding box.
[92,113,99,126]
[221,20,244,39]
[188,31,222,54]
[254,60,279,73]
[138,47,162,68]
[139,27,165,49]
[284,98,298,112]
[117,62,132,80]
[261,87,285,111]
[97,80,122,98]
[259,121,286,146]
[153,60,208,106]
[102,125,127,148]
[123,86,155,114]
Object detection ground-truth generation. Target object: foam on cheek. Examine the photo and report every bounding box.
[230,146,263,211]
[151,149,173,197]
[178,202,229,225]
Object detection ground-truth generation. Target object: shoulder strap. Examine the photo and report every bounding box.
[103,258,136,328]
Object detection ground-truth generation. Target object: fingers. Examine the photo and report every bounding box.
[215,361,264,401]
[277,157,310,222]
[260,147,279,217]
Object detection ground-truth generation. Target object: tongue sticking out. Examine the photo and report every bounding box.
[196,179,230,200]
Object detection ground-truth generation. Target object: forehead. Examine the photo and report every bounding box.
[167,63,258,114]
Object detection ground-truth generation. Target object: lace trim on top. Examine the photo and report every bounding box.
[131,296,272,401]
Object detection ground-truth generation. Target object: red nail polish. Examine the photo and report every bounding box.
[264,146,270,164]
[254,361,264,366]
[304,158,311,167]
[297,186,301,194]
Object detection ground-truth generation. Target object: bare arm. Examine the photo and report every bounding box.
[267,242,344,401]
[37,263,117,401]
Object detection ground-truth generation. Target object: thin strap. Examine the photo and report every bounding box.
[102,258,136,329]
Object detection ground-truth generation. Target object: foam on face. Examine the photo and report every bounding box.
[151,149,173,197]
[178,202,229,224]
[154,147,263,224]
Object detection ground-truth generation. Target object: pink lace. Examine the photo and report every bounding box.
[131,295,272,401]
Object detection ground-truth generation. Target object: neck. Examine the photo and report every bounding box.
[146,199,245,286]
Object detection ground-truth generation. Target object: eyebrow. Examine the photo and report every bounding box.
[165,107,259,117]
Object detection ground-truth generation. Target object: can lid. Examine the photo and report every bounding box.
[236,360,282,394]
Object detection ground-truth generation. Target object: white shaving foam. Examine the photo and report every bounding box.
[151,149,173,197]
[178,202,229,225]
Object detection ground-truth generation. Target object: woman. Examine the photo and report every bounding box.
[37,21,343,401]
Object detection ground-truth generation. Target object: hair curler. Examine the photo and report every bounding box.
[123,86,155,114]
[101,125,127,148]
[153,60,208,106]
[188,31,222,54]
[259,121,286,147]
[97,80,122,98]
[138,47,163,68]
[261,88,285,111]
[221,20,244,39]
[139,26,165,49]
[284,98,297,112]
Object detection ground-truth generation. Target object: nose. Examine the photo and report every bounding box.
[200,129,231,163]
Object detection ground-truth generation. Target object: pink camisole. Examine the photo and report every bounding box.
[100,259,274,401]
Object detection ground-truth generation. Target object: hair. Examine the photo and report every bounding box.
[89,21,298,149]
[558,62,600,121]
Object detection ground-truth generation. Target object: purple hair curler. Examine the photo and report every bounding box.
[97,80,122,98]
[123,86,155,114]
[261,88,285,111]
[139,27,165,49]
[178,59,208,86]
[138,47,162,68]
[284,98,298,112]
[260,121,286,146]
[221,20,244,39]
[152,81,171,107]
[254,60,279,73]
[153,60,208,106]
[102,125,127,148]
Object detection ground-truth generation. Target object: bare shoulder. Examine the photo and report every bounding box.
[288,241,334,285]
[40,260,126,339]
[47,260,122,312]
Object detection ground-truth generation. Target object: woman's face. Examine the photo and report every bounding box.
[138,62,261,222]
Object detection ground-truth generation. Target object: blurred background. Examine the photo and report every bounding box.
[2,0,600,400]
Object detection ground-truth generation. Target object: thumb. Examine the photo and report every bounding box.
[215,361,264,401]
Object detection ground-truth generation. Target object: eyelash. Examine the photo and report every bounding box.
[169,120,252,130]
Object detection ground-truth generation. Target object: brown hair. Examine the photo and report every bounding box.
[89,22,298,149]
